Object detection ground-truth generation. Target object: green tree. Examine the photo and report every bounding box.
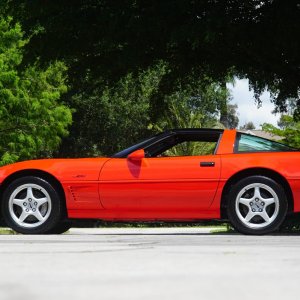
[262,115,300,148]
[59,62,168,157]
[240,121,256,130]
[155,77,228,130]
[149,77,229,156]
[0,17,72,165]
[6,0,300,113]
[226,104,239,129]
[12,1,295,157]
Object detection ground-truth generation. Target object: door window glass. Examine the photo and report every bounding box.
[160,141,217,157]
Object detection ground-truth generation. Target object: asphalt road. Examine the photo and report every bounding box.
[0,227,300,300]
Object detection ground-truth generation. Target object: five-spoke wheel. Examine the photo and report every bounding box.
[8,184,52,228]
[2,176,63,234]
[227,176,288,235]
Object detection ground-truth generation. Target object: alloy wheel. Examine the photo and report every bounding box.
[8,183,52,228]
[235,183,279,229]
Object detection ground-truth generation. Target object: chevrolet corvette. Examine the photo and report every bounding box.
[0,128,299,235]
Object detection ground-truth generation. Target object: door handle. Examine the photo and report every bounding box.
[200,161,215,167]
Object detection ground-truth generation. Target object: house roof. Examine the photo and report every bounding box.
[239,129,283,141]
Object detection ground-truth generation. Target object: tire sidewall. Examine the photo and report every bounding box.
[227,176,288,235]
[2,176,62,234]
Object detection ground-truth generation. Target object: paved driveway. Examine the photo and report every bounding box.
[0,228,299,300]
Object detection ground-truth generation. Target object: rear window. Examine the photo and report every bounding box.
[235,133,296,153]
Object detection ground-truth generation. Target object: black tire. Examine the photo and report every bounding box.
[227,176,288,235]
[45,221,72,234]
[1,176,63,234]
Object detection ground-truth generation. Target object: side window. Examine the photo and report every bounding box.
[235,133,295,152]
[161,141,217,157]
[145,132,221,157]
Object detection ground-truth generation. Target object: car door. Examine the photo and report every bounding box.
[99,132,221,211]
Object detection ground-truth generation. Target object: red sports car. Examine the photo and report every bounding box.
[0,128,299,235]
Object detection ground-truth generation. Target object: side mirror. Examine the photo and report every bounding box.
[127,149,145,160]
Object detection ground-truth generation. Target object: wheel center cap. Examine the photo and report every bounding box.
[24,198,38,212]
[250,200,265,212]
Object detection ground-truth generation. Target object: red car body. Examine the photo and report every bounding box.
[1,129,300,223]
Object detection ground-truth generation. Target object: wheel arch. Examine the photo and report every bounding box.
[0,169,67,221]
[220,167,294,219]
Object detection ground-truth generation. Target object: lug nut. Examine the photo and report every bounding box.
[252,209,255,212]
[32,208,36,212]
[261,202,265,206]
[250,202,253,206]
[255,198,259,202]
[28,198,32,202]
[26,209,29,212]
[259,209,263,212]
[23,203,27,206]
[34,202,37,206]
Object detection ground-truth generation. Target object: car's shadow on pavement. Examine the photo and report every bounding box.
[77,233,300,237]
[67,228,300,236]
[66,225,300,236]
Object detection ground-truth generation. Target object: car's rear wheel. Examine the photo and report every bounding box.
[227,176,288,235]
[1,176,63,234]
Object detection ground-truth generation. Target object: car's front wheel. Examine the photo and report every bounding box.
[227,176,288,235]
[1,176,63,234]
[45,221,72,234]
